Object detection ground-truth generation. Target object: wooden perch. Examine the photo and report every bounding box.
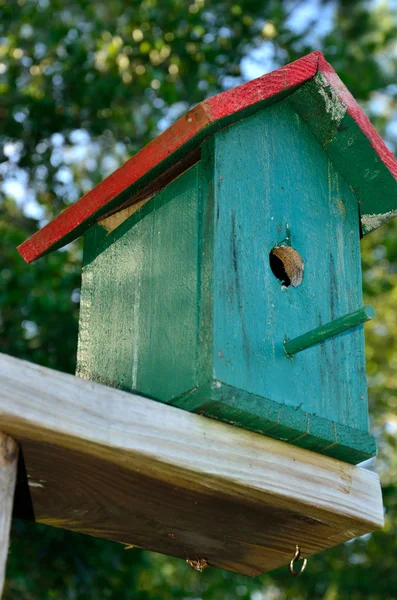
[0,353,383,577]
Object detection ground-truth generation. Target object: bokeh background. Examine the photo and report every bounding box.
[2,0,397,598]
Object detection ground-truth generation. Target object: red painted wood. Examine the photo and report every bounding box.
[18,104,211,263]
[17,53,320,263]
[18,51,397,263]
[206,51,320,121]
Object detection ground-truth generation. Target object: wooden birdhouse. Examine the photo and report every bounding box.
[7,51,397,581]
[19,52,397,466]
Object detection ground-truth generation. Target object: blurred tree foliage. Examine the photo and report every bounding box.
[1,0,397,598]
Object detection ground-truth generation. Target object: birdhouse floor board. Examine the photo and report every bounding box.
[0,354,383,577]
[171,381,377,464]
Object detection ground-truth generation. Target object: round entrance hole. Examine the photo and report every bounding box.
[269,246,304,288]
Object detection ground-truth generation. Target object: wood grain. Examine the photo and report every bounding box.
[76,104,376,463]
[18,50,397,263]
[211,100,367,430]
[0,353,383,577]
[167,100,374,463]
[77,164,199,399]
[0,433,18,596]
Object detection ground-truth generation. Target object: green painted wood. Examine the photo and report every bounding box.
[209,100,369,434]
[289,73,397,234]
[171,382,376,464]
[284,304,375,356]
[77,165,199,401]
[196,139,216,391]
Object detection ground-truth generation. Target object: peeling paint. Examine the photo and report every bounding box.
[361,209,397,232]
[317,75,346,125]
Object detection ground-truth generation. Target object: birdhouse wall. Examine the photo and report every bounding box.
[77,164,200,401]
[77,97,376,464]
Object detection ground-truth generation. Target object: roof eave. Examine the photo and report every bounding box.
[17,52,321,263]
[17,51,397,263]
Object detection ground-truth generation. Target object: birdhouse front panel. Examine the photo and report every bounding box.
[20,52,397,466]
[207,100,369,450]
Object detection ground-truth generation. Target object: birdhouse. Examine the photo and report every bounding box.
[19,51,397,467]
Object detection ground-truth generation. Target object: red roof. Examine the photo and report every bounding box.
[18,51,397,263]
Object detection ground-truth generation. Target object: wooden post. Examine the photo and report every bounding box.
[0,433,18,596]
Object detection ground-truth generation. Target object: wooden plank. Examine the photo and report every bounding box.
[172,382,376,464]
[17,51,397,264]
[0,433,18,596]
[77,164,199,399]
[0,353,383,577]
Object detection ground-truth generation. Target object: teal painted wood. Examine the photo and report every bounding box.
[284,305,375,356]
[196,140,216,391]
[77,165,199,401]
[209,100,369,434]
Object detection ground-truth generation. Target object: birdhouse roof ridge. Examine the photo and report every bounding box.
[18,51,397,263]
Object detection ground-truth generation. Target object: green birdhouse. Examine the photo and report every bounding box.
[19,52,397,465]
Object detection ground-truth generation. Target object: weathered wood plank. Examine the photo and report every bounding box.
[77,164,199,398]
[288,73,397,233]
[0,354,383,577]
[0,433,18,596]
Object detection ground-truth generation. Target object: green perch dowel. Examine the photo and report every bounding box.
[284,305,376,357]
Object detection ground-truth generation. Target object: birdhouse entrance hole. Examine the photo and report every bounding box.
[269,246,304,287]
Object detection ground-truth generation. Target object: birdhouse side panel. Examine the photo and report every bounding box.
[210,100,368,431]
[76,164,200,401]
